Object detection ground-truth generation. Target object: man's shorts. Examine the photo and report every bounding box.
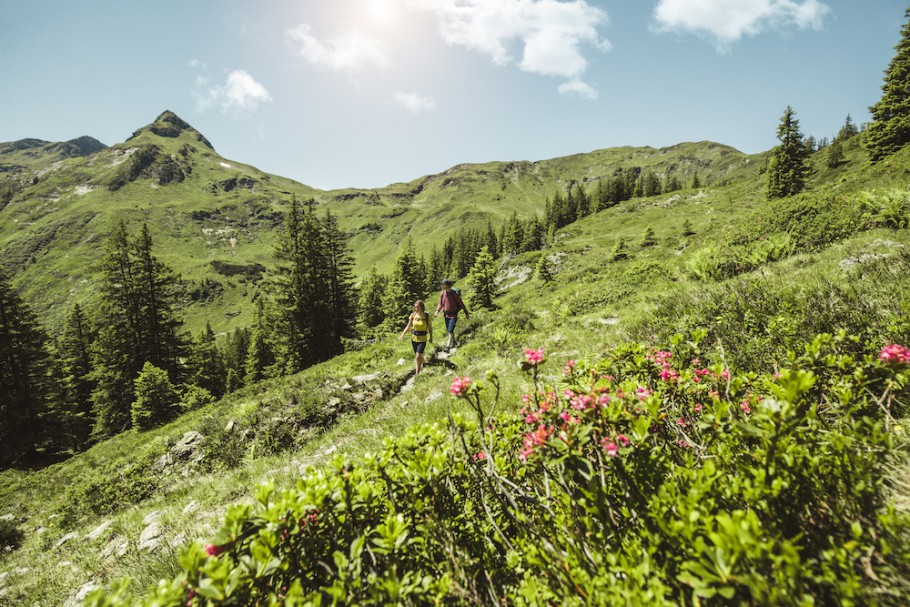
[412,340,427,354]
[445,316,457,333]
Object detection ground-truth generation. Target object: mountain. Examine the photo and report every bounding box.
[0,111,765,334]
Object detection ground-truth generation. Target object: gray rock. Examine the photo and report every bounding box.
[65,581,99,607]
[137,522,164,551]
[142,510,161,525]
[353,373,380,383]
[172,431,204,459]
[224,419,235,432]
[182,500,198,515]
[84,521,112,541]
[101,537,129,560]
[0,514,15,523]
[53,532,79,549]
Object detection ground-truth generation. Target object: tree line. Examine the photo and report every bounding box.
[0,199,357,468]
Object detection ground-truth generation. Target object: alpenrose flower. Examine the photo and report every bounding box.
[204,543,224,557]
[450,376,472,396]
[880,344,910,365]
[524,347,546,365]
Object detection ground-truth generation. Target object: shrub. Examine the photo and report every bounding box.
[179,385,215,413]
[0,518,24,551]
[87,334,910,606]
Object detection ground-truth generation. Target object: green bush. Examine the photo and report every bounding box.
[87,334,910,606]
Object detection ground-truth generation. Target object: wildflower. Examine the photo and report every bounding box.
[520,424,553,461]
[693,404,704,413]
[740,401,752,414]
[597,393,611,407]
[601,439,619,457]
[880,344,910,365]
[204,544,223,557]
[651,350,673,365]
[659,365,679,381]
[473,451,487,461]
[563,360,577,376]
[450,376,472,397]
[571,395,594,410]
[524,347,546,365]
[616,434,631,447]
[636,386,652,400]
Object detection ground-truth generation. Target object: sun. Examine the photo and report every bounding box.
[367,0,397,22]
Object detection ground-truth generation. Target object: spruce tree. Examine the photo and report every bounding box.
[322,211,358,354]
[0,267,57,466]
[245,298,276,384]
[131,362,179,431]
[767,106,810,199]
[467,246,496,310]
[826,139,845,168]
[187,323,226,398]
[59,304,96,450]
[536,255,552,283]
[866,8,910,161]
[383,241,423,326]
[360,267,387,328]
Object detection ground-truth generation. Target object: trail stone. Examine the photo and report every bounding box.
[353,373,379,383]
[84,521,112,541]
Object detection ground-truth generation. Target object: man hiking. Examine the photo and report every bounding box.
[434,278,469,351]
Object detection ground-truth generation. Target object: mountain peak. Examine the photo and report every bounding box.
[127,110,214,150]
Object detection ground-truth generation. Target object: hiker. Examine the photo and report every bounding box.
[398,299,432,375]
[434,278,469,351]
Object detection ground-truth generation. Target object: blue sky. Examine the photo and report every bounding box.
[0,1,905,189]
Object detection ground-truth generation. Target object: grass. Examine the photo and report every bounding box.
[2,127,910,603]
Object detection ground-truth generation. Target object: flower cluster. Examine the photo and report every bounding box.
[520,424,554,461]
[880,344,910,365]
[524,348,546,365]
[450,376,472,397]
[204,543,224,557]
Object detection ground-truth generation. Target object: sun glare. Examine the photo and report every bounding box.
[368,0,396,22]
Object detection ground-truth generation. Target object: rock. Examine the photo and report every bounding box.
[353,373,380,383]
[182,500,198,515]
[137,522,165,551]
[153,452,175,469]
[172,431,204,460]
[340,383,353,391]
[598,317,620,326]
[0,571,9,585]
[839,253,888,271]
[327,397,341,408]
[0,514,15,523]
[425,391,443,403]
[224,419,235,432]
[66,581,99,607]
[53,532,79,549]
[169,532,187,548]
[397,358,406,366]
[101,537,129,559]
[84,521,112,541]
[142,510,161,525]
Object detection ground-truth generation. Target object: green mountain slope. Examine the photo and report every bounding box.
[0,111,762,333]
[1,121,909,604]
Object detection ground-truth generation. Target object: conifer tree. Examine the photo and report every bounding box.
[838,114,859,141]
[866,8,910,161]
[640,225,657,247]
[383,241,423,327]
[767,106,811,199]
[322,211,358,353]
[131,362,178,431]
[467,246,496,310]
[0,267,58,466]
[90,222,184,438]
[536,255,552,283]
[826,139,845,168]
[220,327,249,392]
[245,298,276,384]
[360,267,387,328]
[59,304,96,450]
[187,323,226,398]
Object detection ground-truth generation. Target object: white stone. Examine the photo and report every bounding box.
[84,521,112,541]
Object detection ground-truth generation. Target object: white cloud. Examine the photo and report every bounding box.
[194,69,272,113]
[286,23,390,80]
[652,0,831,51]
[407,0,608,97]
[558,79,597,100]
[393,91,437,112]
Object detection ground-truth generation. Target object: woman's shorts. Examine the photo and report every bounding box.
[412,340,427,354]
[445,316,457,333]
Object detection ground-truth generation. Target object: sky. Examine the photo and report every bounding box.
[0,0,906,190]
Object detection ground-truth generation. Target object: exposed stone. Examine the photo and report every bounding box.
[53,532,79,549]
[84,521,112,541]
[172,431,204,460]
[353,373,380,383]
[101,537,129,559]
[137,522,165,551]
[0,514,15,522]
[397,358,406,366]
[142,510,161,525]
[224,419,235,432]
[169,532,187,548]
[183,500,198,515]
[66,581,100,607]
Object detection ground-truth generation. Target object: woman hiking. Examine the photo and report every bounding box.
[398,299,433,375]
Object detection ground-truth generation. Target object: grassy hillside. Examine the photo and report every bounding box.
[0,111,761,334]
[1,128,909,604]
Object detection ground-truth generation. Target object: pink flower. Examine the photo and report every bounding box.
[693,404,704,413]
[450,376,472,397]
[601,439,619,457]
[562,360,577,376]
[651,350,673,365]
[524,347,546,365]
[740,401,752,414]
[474,451,487,461]
[616,434,630,447]
[880,344,910,365]
[204,544,223,557]
[659,365,679,381]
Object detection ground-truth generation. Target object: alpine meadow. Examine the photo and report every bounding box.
[4,3,910,606]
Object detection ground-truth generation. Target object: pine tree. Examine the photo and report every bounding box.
[131,362,179,431]
[837,114,859,141]
[59,304,96,450]
[383,241,424,327]
[467,246,496,310]
[245,298,276,384]
[826,138,845,168]
[220,327,249,392]
[767,106,811,199]
[640,225,657,247]
[360,267,387,328]
[866,8,910,161]
[322,211,358,353]
[681,219,695,237]
[691,172,701,190]
[90,222,184,438]
[0,267,58,466]
[536,255,552,283]
[611,238,629,261]
[187,323,226,398]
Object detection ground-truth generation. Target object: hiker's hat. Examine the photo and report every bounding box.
[440,278,454,286]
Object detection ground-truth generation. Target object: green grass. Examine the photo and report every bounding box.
[2,125,910,604]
